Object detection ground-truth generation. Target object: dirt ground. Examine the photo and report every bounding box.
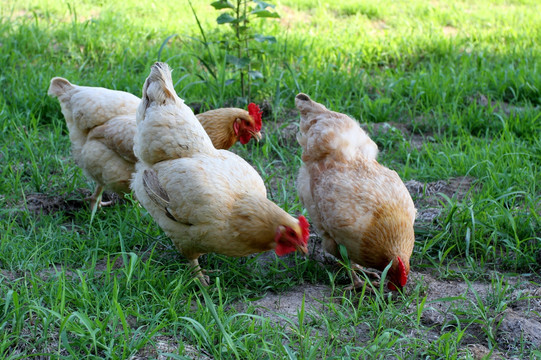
[19,172,540,359]
[232,273,541,359]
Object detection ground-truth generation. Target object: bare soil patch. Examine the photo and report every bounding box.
[365,120,436,151]
[22,189,123,216]
[131,336,213,360]
[443,25,458,37]
[24,191,88,215]
[371,20,389,33]
[278,5,312,27]
[234,283,332,326]
[232,270,541,355]
[0,269,19,282]
[468,92,540,116]
[405,176,477,223]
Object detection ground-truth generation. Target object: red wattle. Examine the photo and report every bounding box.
[239,133,251,144]
[275,243,296,256]
[397,256,407,287]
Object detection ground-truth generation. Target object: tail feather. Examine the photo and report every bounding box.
[140,62,177,112]
[48,77,73,98]
[142,169,178,222]
[295,93,328,116]
[295,93,379,162]
[135,61,216,164]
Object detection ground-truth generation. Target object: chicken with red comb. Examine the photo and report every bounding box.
[295,93,416,291]
[196,102,263,149]
[131,62,309,286]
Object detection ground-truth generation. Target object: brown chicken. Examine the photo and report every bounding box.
[131,62,309,285]
[196,103,262,149]
[48,77,263,215]
[295,93,416,291]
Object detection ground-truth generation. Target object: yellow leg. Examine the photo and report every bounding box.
[85,185,104,223]
[344,263,380,291]
[85,185,114,210]
[189,258,210,286]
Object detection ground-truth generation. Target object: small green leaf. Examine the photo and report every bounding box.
[251,9,280,18]
[226,54,250,69]
[248,70,264,79]
[210,0,235,9]
[216,13,237,24]
[253,0,276,9]
[254,34,276,43]
[225,78,236,86]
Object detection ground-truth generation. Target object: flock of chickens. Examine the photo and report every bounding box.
[48,62,416,291]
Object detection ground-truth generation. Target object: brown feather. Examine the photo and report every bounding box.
[196,108,252,149]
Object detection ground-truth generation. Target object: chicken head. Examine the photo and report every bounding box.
[234,103,263,144]
[274,215,310,256]
[387,256,409,291]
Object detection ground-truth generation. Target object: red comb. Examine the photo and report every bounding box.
[397,256,407,287]
[248,103,262,132]
[298,215,310,245]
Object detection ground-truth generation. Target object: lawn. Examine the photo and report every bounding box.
[1,0,540,358]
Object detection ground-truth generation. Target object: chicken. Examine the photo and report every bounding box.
[195,103,262,149]
[295,93,416,291]
[48,78,263,215]
[131,62,309,286]
[47,78,139,216]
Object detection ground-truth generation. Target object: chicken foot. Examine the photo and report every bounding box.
[324,239,380,290]
[345,266,380,292]
[352,264,380,280]
[86,185,114,223]
[85,185,113,210]
[189,258,210,286]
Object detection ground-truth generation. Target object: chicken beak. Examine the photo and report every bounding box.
[249,130,262,142]
[296,244,308,256]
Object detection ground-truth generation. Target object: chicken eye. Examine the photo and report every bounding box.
[244,120,250,126]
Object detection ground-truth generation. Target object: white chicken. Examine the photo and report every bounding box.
[131,62,309,285]
[48,78,139,215]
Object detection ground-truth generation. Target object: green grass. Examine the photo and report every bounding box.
[1,0,540,358]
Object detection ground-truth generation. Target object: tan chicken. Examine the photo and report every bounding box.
[132,62,309,286]
[48,78,263,215]
[295,93,416,291]
[47,78,139,215]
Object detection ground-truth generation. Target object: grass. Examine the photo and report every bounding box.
[1,0,540,358]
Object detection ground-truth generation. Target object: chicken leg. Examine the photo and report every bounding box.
[189,258,210,287]
[345,264,380,291]
[323,236,380,290]
[85,185,115,210]
[85,185,115,222]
